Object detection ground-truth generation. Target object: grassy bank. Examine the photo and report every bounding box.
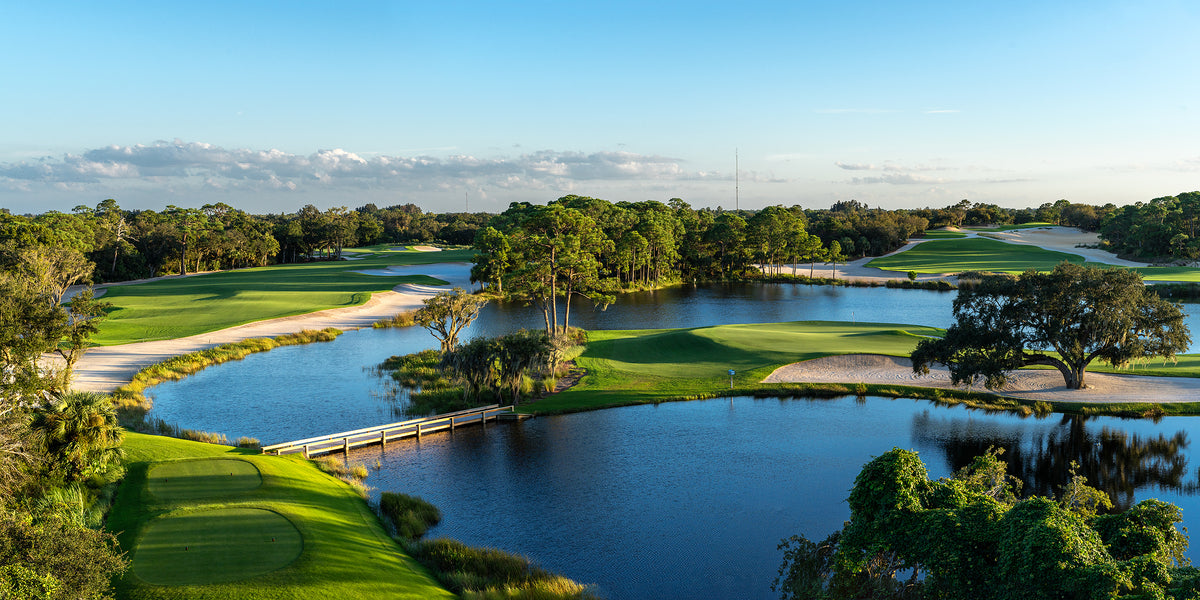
[918,229,967,239]
[112,329,343,418]
[526,321,941,413]
[108,432,454,599]
[519,320,1200,417]
[867,237,1200,282]
[866,238,1087,274]
[92,246,473,345]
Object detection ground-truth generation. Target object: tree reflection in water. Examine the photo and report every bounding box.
[911,411,1200,511]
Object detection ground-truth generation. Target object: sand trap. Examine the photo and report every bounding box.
[764,354,1200,403]
[974,226,1147,267]
[412,245,441,252]
[67,263,475,393]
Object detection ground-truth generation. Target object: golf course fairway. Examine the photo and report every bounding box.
[91,246,473,345]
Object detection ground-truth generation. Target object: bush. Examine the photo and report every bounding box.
[380,492,442,539]
[410,538,599,599]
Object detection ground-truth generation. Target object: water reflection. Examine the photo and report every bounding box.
[912,412,1200,511]
[348,397,1200,600]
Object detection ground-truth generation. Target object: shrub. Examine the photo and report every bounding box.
[236,437,261,449]
[410,538,599,599]
[380,492,442,539]
[907,270,918,281]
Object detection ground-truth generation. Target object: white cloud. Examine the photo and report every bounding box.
[850,173,948,185]
[0,140,727,195]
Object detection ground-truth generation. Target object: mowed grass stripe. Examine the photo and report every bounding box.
[148,459,262,501]
[109,433,454,599]
[133,507,302,586]
[92,247,474,345]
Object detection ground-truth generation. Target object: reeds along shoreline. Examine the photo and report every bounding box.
[110,328,344,439]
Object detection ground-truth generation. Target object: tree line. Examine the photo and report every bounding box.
[0,199,489,283]
[4,192,1195,294]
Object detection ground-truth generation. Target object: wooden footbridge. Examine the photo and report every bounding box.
[260,404,527,457]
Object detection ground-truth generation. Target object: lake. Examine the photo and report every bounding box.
[140,282,1200,599]
[349,396,1200,600]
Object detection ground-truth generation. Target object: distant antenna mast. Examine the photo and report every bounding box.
[465,191,469,213]
[735,148,740,212]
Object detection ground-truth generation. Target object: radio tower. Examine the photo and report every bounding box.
[735,148,740,212]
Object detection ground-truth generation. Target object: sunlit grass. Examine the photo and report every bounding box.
[110,432,454,599]
[867,237,1200,281]
[527,321,942,413]
[867,238,1087,273]
[92,248,474,345]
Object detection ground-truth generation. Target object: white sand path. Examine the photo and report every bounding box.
[764,354,1200,403]
[67,263,475,393]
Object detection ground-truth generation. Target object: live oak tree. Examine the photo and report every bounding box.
[414,288,488,354]
[911,263,1190,390]
[773,448,1199,600]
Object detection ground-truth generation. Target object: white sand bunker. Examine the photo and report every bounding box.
[764,354,1200,403]
[388,245,441,252]
[977,226,1147,267]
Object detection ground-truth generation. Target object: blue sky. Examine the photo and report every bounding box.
[2,1,1199,215]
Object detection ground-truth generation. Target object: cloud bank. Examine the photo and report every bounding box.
[0,140,726,195]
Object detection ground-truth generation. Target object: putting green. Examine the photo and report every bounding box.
[148,459,262,501]
[133,507,303,585]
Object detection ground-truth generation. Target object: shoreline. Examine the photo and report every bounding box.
[69,263,475,393]
[762,353,1200,404]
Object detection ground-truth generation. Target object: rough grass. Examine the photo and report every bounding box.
[92,247,473,345]
[109,432,454,600]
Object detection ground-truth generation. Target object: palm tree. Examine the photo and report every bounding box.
[29,392,124,481]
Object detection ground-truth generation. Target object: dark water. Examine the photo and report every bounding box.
[346,396,1200,600]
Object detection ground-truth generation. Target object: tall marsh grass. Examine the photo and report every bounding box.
[111,328,342,444]
[372,310,417,328]
[380,492,442,539]
[115,327,342,408]
[409,537,599,600]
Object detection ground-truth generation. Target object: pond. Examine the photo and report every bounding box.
[145,283,962,443]
[138,281,1200,599]
[348,396,1200,600]
[144,282,1200,444]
